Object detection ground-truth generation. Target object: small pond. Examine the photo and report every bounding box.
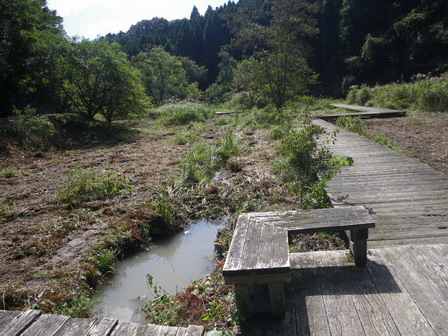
[92,217,227,323]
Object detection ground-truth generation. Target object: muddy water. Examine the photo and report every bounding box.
[92,218,227,323]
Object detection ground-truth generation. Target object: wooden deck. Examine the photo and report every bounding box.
[241,245,448,335]
[317,103,406,120]
[0,311,206,336]
[314,119,448,248]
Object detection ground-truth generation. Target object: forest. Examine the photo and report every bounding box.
[1,0,448,118]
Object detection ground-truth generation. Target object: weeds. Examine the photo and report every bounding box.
[179,129,241,185]
[273,117,353,208]
[91,247,117,275]
[156,103,213,126]
[0,167,20,178]
[336,116,364,135]
[346,74,448,112]
[57,168,131,206]
[167,131,200,145]
[53,293,96,318]
[142,269,237,332]
[9,106,55,150]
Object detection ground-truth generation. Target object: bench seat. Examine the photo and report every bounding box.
[223,206,375,317]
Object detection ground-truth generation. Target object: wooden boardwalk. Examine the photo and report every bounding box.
[241,245,448,335]
[314,119,448,247]
[317,103,405,120]
[0,311,206,336]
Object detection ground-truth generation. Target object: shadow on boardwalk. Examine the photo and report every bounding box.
[240,247,448,336]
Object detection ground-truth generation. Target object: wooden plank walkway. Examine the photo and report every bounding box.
[314,119,448,248]
[241,245,448,335]
[0,311,206,336]
[317,103,406,120]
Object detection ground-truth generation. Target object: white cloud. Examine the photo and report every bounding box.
[47,0,229,39]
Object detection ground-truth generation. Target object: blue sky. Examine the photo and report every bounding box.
[47,0,231,39]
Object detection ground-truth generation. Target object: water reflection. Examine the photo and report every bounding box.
[92,218,226,323]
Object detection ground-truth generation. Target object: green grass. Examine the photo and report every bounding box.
[57,168,131,206]
[346,75,448,112]
[0,168,20,178]
[156,103,214,126]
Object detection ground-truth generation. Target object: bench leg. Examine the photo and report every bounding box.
[234,285,251,317]
[349,228,368,267]
[268,283,285,318]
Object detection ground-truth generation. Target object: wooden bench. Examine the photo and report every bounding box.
[223,206,375,318]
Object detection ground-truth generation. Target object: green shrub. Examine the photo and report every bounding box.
[179,129,241,185]
[419,79,448,111]
[357,88,371,106]
[273,118,353,208]
[10,106,55,149]
[167,131,200,145]
[156,103,212,126]
[275,118,333,187]
[0,168,19,179]
[345,75,448,112]
[269,123,292,140]
[336,116,364,135]
[57,168,131,205]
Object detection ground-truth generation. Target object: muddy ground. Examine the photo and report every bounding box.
[361,111,448,175]
[0,115,300,311]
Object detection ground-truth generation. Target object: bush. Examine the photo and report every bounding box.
[346,75,448,112]
[0,168,19,179]
[336,116,364,135]
[156,103,213,126]
[9,106,55,150]
[179,129,241,185]
[356,88,371,106]
[57,168,131,206]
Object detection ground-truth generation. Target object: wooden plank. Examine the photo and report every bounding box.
[175,328,188,336]
[222,214,251,272]
[21,314,70,336]
[379,247,448,334]
[238,219,264,271]
[255,223,289,271]
[366,249,437,335]
[313,251,366,336]
[268,283,285,317]
[0,311,21,330]
[327,251,400,335]
[54,318,96,336]
[185,325,204,336]
[2,310,41,336]
[109,322,147,335]
[85,317,118,336]
[370,237,448,248]
[402,246,448,301]
[158,325,182,336]
[329,103,406,113]
[290,253,331,336]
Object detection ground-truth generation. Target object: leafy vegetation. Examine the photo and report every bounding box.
[57,168,131,206]
[0,168,20,179]
[347,75,448,112]
[9,106,55,150]
[155,103,213,126]
[60,40,150,122]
